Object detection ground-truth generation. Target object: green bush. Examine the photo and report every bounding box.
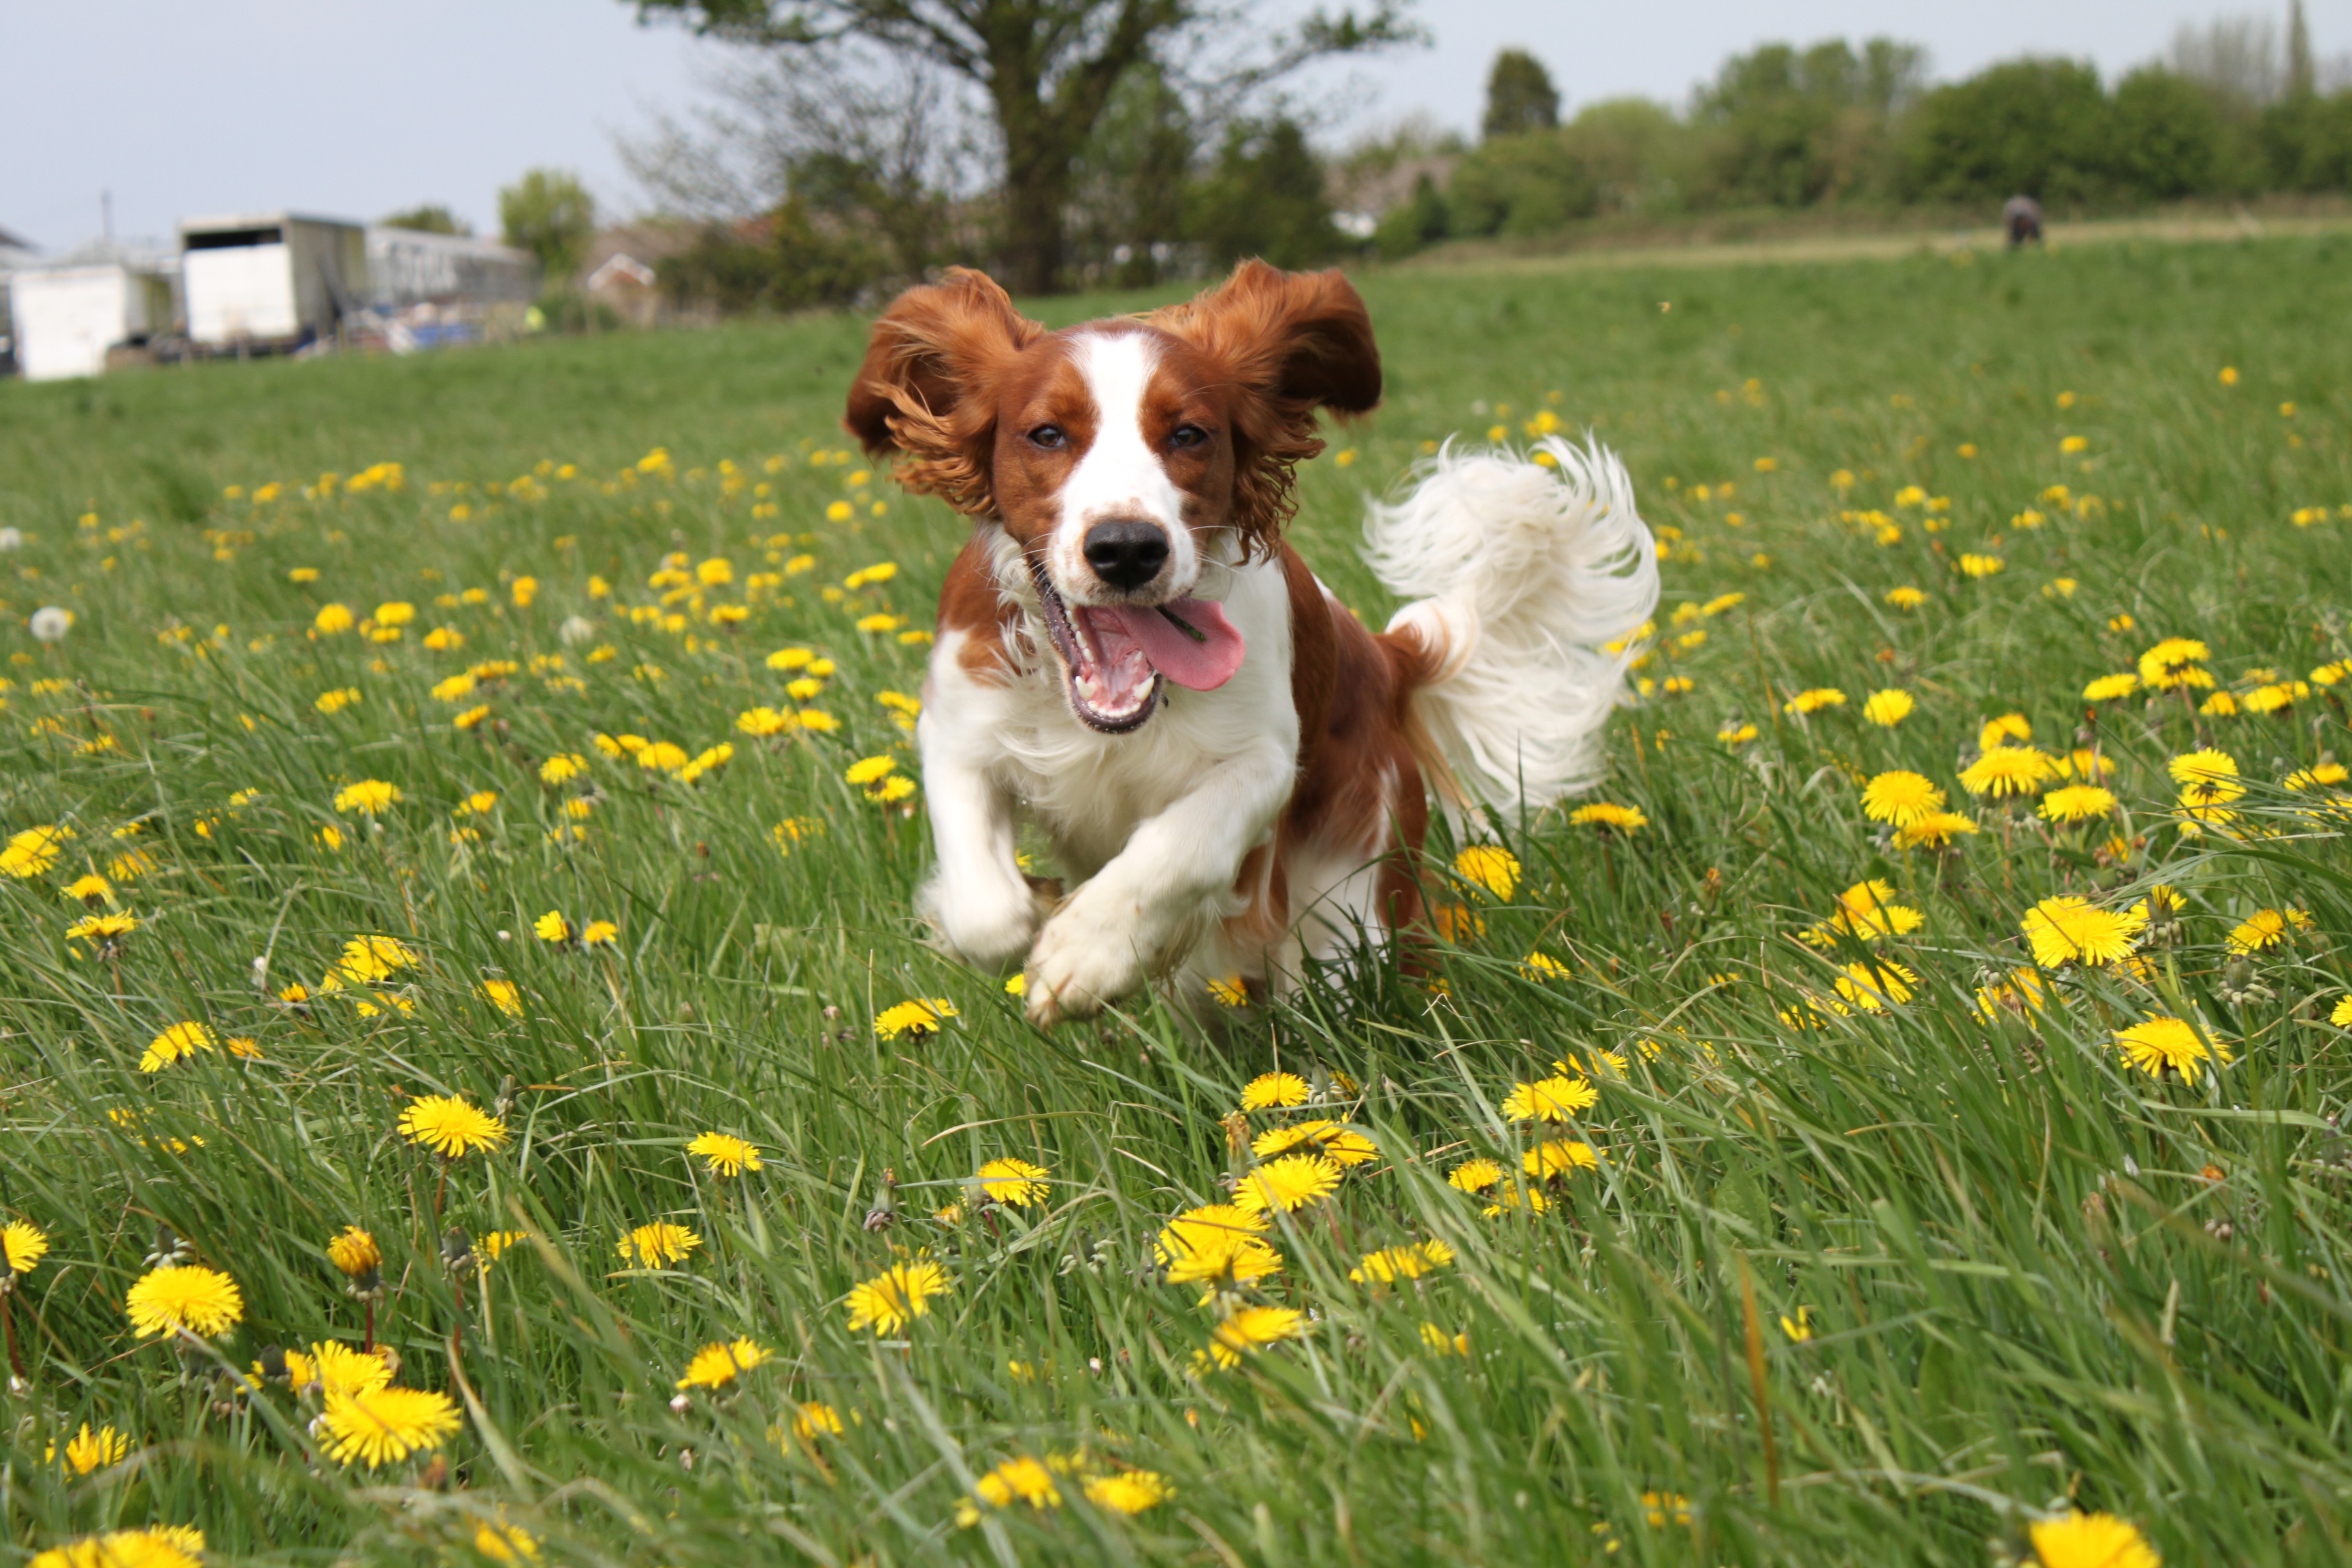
[2107,67,2223,198]
[1901,57,2114,203]
[1372,172,1450,259]
[1446,130,1598,238]
[1188,116,1342,270]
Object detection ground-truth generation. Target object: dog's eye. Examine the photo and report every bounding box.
[1169,425,1210,451]
[1028,425,1067,449]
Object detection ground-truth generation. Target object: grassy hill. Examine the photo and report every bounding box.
[0,234,2349,1566]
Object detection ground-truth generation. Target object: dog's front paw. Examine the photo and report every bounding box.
[1024,903,1147,1026]
[919,874,1056,972]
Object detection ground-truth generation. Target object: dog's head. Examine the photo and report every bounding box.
[845,261,1380,732]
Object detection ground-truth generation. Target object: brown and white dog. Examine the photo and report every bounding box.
[846,260,1656,1024]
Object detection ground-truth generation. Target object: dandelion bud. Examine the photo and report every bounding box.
[256,1343,290,1383]
[862,1171,898,1232]
[440,1228,476,1274]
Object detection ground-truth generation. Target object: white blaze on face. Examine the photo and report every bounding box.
[1052,331,1195,604]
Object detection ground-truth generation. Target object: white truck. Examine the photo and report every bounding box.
[178,212,367,351]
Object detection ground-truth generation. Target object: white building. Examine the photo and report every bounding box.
[7,240,177,382]
[178,212,367,348]
[365,227,537,310]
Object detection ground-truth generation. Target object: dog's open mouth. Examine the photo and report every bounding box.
[1030,561,1247,733]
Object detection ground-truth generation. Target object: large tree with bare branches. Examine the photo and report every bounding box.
[626,0,1418,294]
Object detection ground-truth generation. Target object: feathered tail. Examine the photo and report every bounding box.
[1365,436,1659,816]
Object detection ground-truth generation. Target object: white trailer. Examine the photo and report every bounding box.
[9,248,176,382]
[178,212,367,349]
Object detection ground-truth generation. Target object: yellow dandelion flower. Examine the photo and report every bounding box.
[1501,1075,1599,1122]
[1885,586,1928,610]
[2040,785,2118,824]
[1233,1152,1343,1213]
[477,979,523,1016]
[1567,802,1648,833]
[1349,1239,1456,1284]
[2021,896,2146,968]
[874,998,956,1039]
[1481,1180,1552,1218]
[617,1222,701,1268]
[306,1339,393,1397]
[532,911,572,943]
[675,1337,772,1390]
[1862,689,1914,726]
[29,1531,203,1568]
[2331,995,2352,1028]
[4,1220,51,1276]
[976,1157,1051,1207]
[327,1226,380,1278]
[338,933,416,983]
[1202,1305,1305,1370]
[1960,747,2057,798]
[2083,673,2138,702]
[316,1384,462,1468]
[139,1020,216,1073]
[790,1401,845,1441]
[1524,1136,1604,1179]
[1860,770,1945,828]
[1453,845,1520,898]
[845,1259,952,1334]
[1250,1119,1377,1166]
[1155,1204,1269,1265]
[1448,1157,1505,1193]
[581,919,619,945]
[397,1094,508,1158]
[2114,1017,2225,1085]
[1084,1470,1173,1514]
[56,1423,131,1476]
[955,1456,1063,1524]
[2226,908,2304,953]
[1164,1231,1284,1299]
[2027,1511,2160,1568]
[1893,811,1978,849]
[332,780,402,815]
[1240,1071,1309,1109]
[125,1264,244,1338]
[2139,635,2215,691]
[1782,687,1846,715]
[1831,960,1916,1012]
[686,1132,762,1177]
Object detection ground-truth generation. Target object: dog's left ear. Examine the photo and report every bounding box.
[1150,260,1383,555]
[1149,259,1382,416]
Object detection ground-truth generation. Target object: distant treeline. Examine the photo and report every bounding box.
[1378,30,2352,256]
[639,14,2352,311]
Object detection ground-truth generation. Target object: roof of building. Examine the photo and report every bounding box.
[179,211,364,236]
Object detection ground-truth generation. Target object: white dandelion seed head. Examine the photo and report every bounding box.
[29,606,72,642]
[0,528,22,551]
[559,615,595,645]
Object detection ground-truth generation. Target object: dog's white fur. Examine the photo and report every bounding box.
[917,340,1656,1022]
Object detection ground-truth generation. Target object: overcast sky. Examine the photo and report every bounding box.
[4,1,2345,250]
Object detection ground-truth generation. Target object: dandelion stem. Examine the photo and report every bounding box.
[0,1292,22,1383]
[363,1297,374,1357]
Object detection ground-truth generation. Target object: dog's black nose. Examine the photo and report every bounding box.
[1083,521,1170,592]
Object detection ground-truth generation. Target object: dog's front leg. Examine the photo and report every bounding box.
[913,716,1049,970]
[1026,741,1293,1024]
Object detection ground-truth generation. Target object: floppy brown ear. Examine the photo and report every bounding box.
[843,267,1044,515]
[1149,260,1384,555]
[1148,259,1382,415]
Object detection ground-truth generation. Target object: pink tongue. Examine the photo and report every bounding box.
[1100,598,1245,691]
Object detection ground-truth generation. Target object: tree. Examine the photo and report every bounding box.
[1901,59,2112,205]
[625,0,1420,294]
[2289,0,2315,99]
[1068,59,1195,286]
[1482,48,1559,140]
[2108,67,2221,198]
[1693,37,1924,206]
[499,169,598,280]
[380,204,470,235]
[1189,115,1341,270]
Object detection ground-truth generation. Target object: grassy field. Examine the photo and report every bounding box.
[0,234,2349,1567]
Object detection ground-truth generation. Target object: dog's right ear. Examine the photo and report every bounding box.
[843,268,1043,517]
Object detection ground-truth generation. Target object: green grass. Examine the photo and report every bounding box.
[1,234,2350,1567]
